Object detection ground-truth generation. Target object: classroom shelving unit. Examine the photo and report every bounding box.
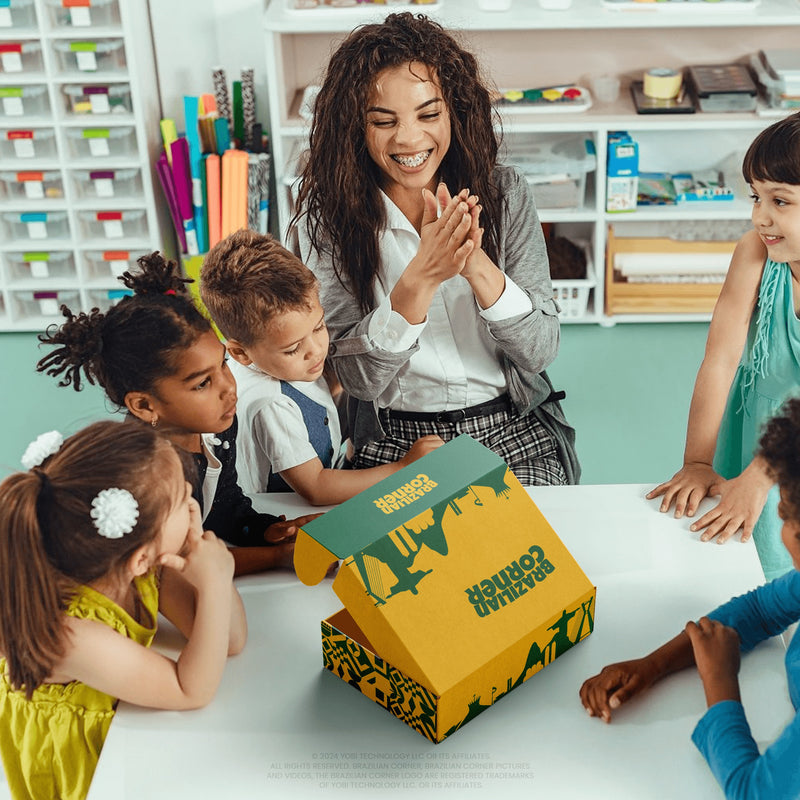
[264,0,800,324]
[0,0,168,332]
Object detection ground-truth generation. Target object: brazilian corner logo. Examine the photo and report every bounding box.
[465,545,555,618]
[373,474,438,514]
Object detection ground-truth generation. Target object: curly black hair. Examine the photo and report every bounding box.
[759,396,800,521]
[36,252,211,407]
[292,12,503,314]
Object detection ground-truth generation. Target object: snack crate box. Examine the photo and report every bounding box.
[294,434,596,743]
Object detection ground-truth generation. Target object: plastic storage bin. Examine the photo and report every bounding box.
[4,250,75,282]
[504,134,597,210]
[82,248,148,279]
[0,40,43,73]
[0,84,49,118]
[62,83,132,115]
[1,127,58,159]
[70,166,141,199]
[0,169,63,200]
[44,0,120,28]
[77,208,146,240]
[0,0,36,29]
[10,288,78,321]
[3,210,69,241]
[64,124,136,158]
[551,245,595,320]
[51,38,126,73]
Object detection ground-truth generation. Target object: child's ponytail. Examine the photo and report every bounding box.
[0,471,67,697]
[37,252,211,406]
[119,251,192,297]
[0,421,186,697]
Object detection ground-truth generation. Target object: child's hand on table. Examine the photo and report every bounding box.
[264,513,322,544]
[685,617,741,706]
[688,465,773,544]
[579,657,660,723]
[646,462,721,519]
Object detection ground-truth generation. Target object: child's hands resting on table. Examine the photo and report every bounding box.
[647,457,772,544]
[685,617,741,706]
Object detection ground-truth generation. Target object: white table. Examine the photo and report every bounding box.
[79,485,791,800]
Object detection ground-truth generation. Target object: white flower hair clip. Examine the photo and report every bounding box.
[21,430,64,470]
[90,488,139,539]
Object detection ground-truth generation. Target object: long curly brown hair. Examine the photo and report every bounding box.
[292,12,503,315]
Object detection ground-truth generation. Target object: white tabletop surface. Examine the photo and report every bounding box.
[11,484,790,800]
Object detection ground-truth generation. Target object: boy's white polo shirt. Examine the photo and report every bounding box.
[229,359,343,495]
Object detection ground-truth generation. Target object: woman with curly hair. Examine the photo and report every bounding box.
[292,12,578,485]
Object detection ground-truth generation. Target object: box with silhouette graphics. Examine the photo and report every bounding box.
[294,434,596,743]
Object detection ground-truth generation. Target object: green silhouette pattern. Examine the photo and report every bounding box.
[348,465,512,605]
[443,596,595,738]
[322,620,439,742]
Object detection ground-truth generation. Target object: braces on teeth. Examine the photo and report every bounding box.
[394,151,429,167]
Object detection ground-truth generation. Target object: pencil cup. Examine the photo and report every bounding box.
[590,75,621,104]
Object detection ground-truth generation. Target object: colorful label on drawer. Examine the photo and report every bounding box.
[17,171,44,200]
[9,130,34,157]
[98,211,122,238]
[65,0,92,27]
[27,253,50,279]
[90,170,114,197]
[0,43,22,72]
[71,43,97,71]
[1,87,23,116]
[103,250,129,260]
[83,128,111,156]
[84,87,110,114]
[0,2,9,30]
[22,213,48,240]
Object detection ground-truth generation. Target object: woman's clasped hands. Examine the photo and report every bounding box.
[415,183,481,284]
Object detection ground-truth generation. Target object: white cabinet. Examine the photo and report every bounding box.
[264,0,800,324]
[0,0,169,332]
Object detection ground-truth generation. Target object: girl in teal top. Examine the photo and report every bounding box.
[649,112,800,581]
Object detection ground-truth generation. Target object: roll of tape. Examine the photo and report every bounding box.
[643,68,682,100]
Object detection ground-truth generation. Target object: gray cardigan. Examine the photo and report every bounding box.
[298,165,580,484]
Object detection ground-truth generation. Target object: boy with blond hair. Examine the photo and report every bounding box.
[201,230,441,505]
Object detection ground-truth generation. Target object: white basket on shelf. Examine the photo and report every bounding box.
[551,241,595,319]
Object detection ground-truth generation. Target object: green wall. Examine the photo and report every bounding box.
[0,322,709,484]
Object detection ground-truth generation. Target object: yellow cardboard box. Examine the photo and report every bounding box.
[294,435,595,743]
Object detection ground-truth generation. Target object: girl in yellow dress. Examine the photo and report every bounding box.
[0,421,247,800]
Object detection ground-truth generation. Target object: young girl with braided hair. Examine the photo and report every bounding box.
[0,420,245,800]
[36,252,317,576]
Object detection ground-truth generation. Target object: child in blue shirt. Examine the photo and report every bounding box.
[581,396,800,799]
[200,230,442,505]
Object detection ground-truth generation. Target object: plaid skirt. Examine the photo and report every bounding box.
[352,406,567,486]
